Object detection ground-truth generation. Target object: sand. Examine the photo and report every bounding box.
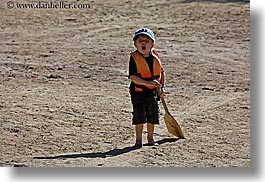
[0,0,250,167]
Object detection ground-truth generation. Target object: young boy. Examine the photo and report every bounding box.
[129,28,166,148]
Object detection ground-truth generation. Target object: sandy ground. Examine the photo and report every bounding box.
[0,0,250,167]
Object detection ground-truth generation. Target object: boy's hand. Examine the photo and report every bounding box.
[150,80,161,86]
[159,90,165,98]
[156,85,165,99]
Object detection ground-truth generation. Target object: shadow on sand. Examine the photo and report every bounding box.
[33,137,180,160]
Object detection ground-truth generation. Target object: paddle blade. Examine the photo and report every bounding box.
[164,112,185,139]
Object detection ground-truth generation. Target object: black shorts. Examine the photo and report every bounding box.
[131,93,159,125]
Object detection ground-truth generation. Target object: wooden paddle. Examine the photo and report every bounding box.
[157,86,185,139]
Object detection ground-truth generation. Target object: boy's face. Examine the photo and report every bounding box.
[134,35,154,56]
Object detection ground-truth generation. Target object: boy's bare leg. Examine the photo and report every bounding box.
[147,123,155,144]
[135,124,143,144]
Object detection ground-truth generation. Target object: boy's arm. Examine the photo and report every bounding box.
[130,75,160,87]
[160,68,166,91]
[159,68,166,98]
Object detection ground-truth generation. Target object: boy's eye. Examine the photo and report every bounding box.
[138,39,150,43]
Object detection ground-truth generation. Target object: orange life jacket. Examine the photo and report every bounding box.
[130,49,162,92]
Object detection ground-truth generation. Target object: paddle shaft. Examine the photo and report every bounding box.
[161,97,169,114]
[157,85,169,113]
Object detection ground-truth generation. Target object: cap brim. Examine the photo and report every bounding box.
[133,32,154,42]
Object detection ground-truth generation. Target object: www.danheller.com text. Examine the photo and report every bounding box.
[6,1,91,9]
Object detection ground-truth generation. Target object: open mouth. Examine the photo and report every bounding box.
[142,46,146,50]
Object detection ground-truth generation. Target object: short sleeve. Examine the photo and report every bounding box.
[128,55,137,78]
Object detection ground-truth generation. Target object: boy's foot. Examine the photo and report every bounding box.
[147,140,158,146]
[134,141,142,148]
